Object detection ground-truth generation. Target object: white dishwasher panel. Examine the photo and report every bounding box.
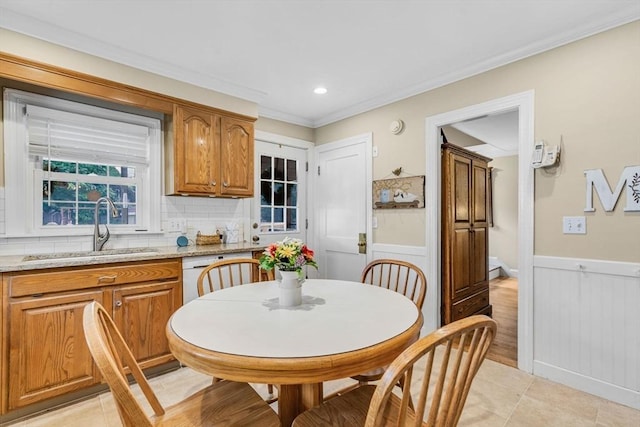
[182,253,249,304]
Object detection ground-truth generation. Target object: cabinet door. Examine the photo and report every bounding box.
[220,116,254,197]
[450,153,473,298]
[470,161,489,290]
[174,104,220,194]
[112,281,180,369]
[7,291,103,410]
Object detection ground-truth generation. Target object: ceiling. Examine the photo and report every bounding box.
[0,1,638,128]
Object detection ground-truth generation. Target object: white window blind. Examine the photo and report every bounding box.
[26,104,150,166]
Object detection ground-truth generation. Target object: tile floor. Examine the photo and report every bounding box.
[2,358,639,426]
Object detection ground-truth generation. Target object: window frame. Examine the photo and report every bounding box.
[3,88,162,237]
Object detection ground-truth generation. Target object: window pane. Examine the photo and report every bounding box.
[274,208,284,224]
[43,202,76,226]
[286,183,297,207]
[77,202,95,225]
[273,183,285,206]
[79,163,107,176]
[109,166,135,178]
[112,204,135,225]
[274,157,285,181]
[286,159,297,181]
[44,160,76,173]
[286,208,298,231]
[111,185,137,205]
[261,207,272,223]
[260,181,272,205]
[46,181,77,201]
[260,156,272,179]
[79,184,107,201]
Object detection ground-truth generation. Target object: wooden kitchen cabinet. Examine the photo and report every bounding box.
[1,259,182,413]
[168,104,254,197]
[441,143,492,325]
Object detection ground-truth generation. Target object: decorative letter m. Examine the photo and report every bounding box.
[584,166,640,212]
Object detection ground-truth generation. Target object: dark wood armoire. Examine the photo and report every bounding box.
[441,143,493,325]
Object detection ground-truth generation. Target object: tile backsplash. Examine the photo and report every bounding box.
[0,187,249,256]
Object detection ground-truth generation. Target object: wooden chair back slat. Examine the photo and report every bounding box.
[197,258,274,297]
[360,259,427,309]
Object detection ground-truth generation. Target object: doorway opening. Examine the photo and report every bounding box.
[425,91,535,372]
[441,110,519,367]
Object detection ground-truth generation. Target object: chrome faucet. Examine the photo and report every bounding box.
[93,197,118,251]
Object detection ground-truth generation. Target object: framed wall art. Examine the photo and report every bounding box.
[373,175,425,209]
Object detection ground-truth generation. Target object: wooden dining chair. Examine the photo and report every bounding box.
[326,259,427,400]
[293,315,497,427]
[197,257,274,297]
[196,257,278,401]
[82,301,280,427]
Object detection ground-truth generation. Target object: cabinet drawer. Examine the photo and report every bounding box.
[7,259,181,297]
[452,288,490,322]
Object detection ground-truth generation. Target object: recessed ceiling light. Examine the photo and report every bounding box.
[313,87,328,95]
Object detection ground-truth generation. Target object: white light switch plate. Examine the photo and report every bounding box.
[563,216,586,234]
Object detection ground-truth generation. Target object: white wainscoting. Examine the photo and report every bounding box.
[533,256,640,410]
[370,244,436,334]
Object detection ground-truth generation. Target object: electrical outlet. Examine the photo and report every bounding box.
[563,216,586,234]
[167,219,187,233]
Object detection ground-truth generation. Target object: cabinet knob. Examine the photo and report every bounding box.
[211,180,217,186]
[223,182,229,187]
[115,300,122,308]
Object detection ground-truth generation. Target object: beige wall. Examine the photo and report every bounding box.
[489,156,519,270]
[255,117,315,141]
[315,21,640,262]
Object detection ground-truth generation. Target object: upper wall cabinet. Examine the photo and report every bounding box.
[168,104,254,197]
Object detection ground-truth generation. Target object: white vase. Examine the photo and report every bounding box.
[279,270,302,307]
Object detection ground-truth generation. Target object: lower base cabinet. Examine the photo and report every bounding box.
[1,259,182,414]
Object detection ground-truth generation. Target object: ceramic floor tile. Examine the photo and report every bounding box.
[506,395,597,427]
[24,396,108,427]
[523,377,604,422]
[595,400,640,427]
[458,401,509,427]
[464,373,528,420]
[475,358,535,395]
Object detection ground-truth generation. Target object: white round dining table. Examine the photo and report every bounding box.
[166,279,423,427]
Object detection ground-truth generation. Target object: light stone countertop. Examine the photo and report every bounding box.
[0,242,267,272]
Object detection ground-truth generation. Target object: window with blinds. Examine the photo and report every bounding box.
[3,88,162,236]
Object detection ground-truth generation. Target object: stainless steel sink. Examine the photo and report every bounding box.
[22,248,160,262]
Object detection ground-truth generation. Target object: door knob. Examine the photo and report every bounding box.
[252,235,260,242]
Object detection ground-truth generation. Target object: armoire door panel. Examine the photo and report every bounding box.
[471,228,488,286]
[473,164,488,223]
[452,229,471,297]
[453,157,471,223]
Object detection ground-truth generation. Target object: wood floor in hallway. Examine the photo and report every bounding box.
[487,276,518,368]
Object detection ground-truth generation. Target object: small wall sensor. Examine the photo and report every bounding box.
[389,120,405,135]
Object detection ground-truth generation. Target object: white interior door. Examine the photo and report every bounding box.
[314,134,372,281]
[252,140,308,250]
